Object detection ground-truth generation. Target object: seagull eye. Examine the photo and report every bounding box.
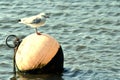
[43,15,49,18]
[42,15,46,17]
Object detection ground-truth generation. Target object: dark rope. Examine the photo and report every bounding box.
[6,35,19,48]
[5,35,22,78]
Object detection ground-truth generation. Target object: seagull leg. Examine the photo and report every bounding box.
[35,28,41,35]
[35,28,38,33]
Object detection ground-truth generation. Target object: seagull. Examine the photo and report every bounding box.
[18,13,49,35]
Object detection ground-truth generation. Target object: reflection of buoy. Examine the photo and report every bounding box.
[15,33,64,74]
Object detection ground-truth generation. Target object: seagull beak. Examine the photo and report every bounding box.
[43,14,49,18]
[45,15,49,18]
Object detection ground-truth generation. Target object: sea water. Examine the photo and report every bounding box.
[0,0,120,80]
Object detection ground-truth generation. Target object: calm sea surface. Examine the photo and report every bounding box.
[1,0,120,80]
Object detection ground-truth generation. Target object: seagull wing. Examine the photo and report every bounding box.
[31,17,41,24]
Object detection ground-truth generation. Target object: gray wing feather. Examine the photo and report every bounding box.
[31,18,41,24]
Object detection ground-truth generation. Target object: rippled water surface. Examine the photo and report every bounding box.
[1,0,120,80]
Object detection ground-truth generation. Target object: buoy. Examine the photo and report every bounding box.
[15,33,64,74]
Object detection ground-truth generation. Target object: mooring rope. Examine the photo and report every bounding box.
[5,35,21,48]
[5,35,22,77]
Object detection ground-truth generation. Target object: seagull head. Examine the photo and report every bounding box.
[39,13,49,18]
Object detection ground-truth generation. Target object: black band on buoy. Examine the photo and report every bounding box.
[5,35,21,48]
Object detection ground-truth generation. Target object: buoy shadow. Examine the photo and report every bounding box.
[10,72,64,80]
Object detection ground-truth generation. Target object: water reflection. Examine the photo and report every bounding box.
[10,72,64,80]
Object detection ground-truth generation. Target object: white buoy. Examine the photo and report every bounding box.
[15,33,63,73]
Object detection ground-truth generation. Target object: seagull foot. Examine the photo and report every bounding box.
[36,32,41,35]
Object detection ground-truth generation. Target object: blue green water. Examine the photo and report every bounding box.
[1,0,120,80]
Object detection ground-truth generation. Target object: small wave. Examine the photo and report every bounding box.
[75,45,86,51]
